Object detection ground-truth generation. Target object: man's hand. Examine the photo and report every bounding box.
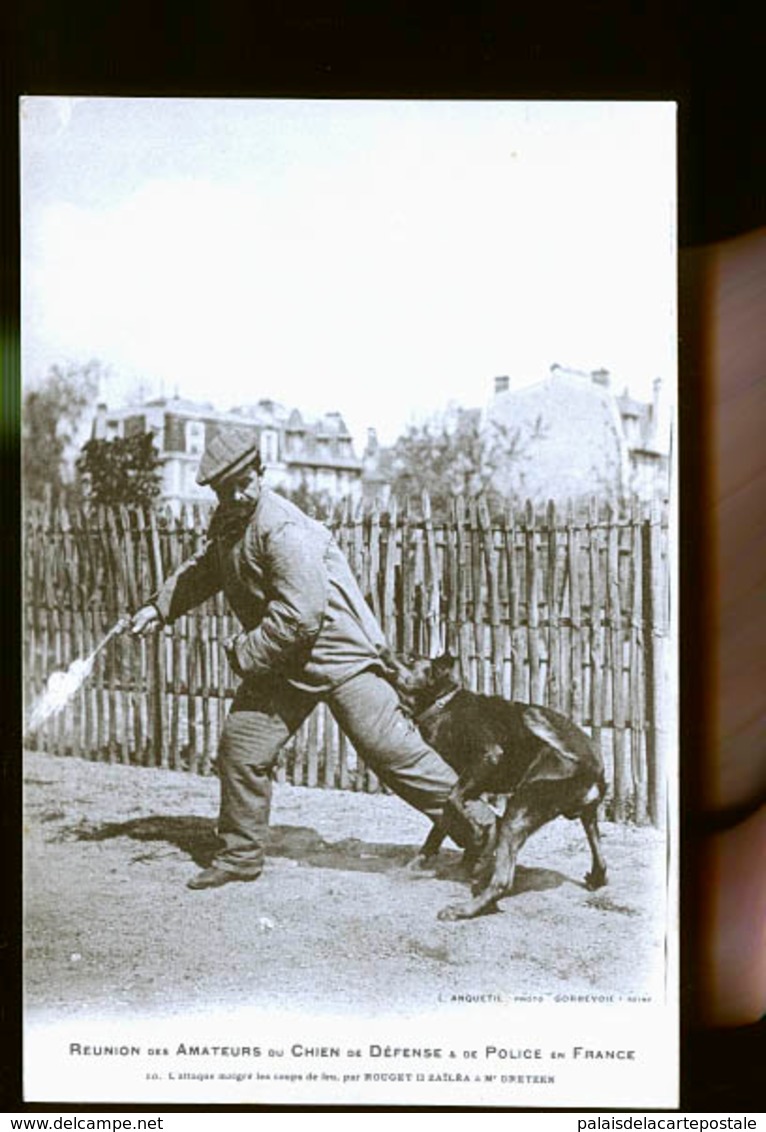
[223,633,247,678]
[129,604,162,636]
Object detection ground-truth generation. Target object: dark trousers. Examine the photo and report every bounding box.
[211,668,473,876]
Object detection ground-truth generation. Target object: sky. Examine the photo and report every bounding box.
[20,97,677,447]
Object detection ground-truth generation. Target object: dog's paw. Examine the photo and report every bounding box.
[403,854,438,876]
[437,903,468,922]
[585,867,608,890]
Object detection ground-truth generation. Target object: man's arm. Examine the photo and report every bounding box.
[150,542,222,625]
[228,521,328,676]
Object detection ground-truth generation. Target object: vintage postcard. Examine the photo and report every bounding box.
[20,97,678,1108]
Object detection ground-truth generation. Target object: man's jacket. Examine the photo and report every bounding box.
[152,487,387,693]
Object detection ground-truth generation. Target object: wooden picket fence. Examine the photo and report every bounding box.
[22,493,671,824]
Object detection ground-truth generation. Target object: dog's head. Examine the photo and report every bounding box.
[379,649,462,717]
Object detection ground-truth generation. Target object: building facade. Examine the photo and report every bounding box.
[90,396,364,510]
[484,366,671,507]
[359,366,672,510]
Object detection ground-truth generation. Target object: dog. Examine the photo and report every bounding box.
[382,651,608,921]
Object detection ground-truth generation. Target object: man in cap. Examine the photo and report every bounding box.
[130,426,495,889]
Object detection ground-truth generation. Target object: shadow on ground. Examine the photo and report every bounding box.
[49,813,578,895]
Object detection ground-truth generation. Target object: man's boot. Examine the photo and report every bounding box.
[187,866,259,890]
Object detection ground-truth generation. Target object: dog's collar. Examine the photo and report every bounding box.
[414,686,461,725]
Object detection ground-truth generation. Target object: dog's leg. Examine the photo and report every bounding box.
[581,799,608,889]
[458,798,500,878]
[437,797,550,921]
[406,755,498,873]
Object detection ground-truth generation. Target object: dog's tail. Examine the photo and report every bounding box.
[523,707,582,763]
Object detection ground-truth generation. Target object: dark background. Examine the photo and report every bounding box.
[3,0,764,1113]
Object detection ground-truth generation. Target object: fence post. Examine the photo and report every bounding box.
[382,497,398,647]
[444,497,459,657]
[504,504,525,702]
[588,498,604,770]
[369,498,382,625]
[468,497,484,691]
[630,499,649,823]
[478,495,502,695]
[146,508,168,768]
[453,496,470,685]
[525,501,542,705]
[566,500,583,723]
[422,490,441,658]
[545,499,561,711]
[401,496,414,655]
[606,500,627,820]
[644,500,669,828]
[132,508,150,764]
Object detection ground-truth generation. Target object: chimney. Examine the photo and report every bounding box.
[364,427,379,456]
[494,375,510,395]
[91,402,108,440]
[591,368,611,388]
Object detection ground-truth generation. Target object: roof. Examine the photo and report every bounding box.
[143,396,215,413]
[229,399,292,425]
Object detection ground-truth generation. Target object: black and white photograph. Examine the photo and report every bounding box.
[20,97,678,1108]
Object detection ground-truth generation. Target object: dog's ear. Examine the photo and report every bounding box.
[433,652,461,681]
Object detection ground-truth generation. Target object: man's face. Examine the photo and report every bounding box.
[214,467,260,505]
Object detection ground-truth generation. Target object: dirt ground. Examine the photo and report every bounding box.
[23,749,669,1023]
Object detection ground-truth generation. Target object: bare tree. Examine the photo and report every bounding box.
[388,406,529,518]
[22,361,105,503]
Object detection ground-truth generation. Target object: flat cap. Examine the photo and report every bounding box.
[196,426,261,487]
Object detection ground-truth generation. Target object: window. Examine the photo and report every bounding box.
[164,415,185,452]
[124,414,146,438]
[187,420,205,455]
[261,428,278,464]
